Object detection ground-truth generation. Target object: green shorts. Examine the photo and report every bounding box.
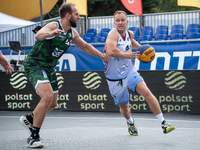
[24,64,58,93]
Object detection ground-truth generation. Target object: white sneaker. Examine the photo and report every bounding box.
[162,120,175,134]
[127,120,138,136]
[20,115,33,134]
[27,136,44,148]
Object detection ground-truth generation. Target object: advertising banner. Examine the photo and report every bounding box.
[143,41,200,70]
[1,41,200,71]
[121,0,143,16]
[0,70,199,114]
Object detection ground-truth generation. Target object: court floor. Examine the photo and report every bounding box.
[0,111,200,150]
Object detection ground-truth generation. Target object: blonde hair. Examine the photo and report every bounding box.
[114,10,127,17]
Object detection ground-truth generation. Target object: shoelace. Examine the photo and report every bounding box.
[163,122,171,128]
[129,124,137,131]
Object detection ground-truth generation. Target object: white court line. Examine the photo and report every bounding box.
[38,127,200,130]
[0,116,200,123]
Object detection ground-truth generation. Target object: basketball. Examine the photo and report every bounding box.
[138,44,156,63]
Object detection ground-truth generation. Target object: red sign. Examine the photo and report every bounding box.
[121,0,143,16]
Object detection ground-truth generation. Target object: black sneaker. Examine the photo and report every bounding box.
[20,115,33,134]
[127,121,138,136]
[27,136,44,148]
[162,120,175,134]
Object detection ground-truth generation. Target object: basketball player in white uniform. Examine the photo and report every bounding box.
[104,10,175,136]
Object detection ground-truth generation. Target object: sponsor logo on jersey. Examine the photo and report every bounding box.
[52,48,64,57]
[118,64,128,75]
[117,44,125,46]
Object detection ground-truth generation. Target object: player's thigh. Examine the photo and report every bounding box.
[45,68,58,93]
[107,79,129,105]
[24,65,50,90]
[127,71,144,93]
[36,82,53,99]
[135,81,151,96]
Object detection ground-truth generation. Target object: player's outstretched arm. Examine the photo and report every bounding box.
[35,22,64,41]
[72,29,109,61]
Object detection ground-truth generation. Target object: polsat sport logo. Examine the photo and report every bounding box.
[10,72,28,90]
[10,72,64,90]
[82,72,102,90]
[165,71,187,90]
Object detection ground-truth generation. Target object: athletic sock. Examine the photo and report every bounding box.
[126,117,134,125]
[26,113,34,124]
[31,126,40,139]
[156,113,165,126]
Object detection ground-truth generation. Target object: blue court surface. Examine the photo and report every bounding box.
[0,111,199,150]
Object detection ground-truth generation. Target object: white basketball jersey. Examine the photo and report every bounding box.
[104,29,136,80]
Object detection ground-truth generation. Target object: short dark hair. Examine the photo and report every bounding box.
[59,2,76,19]
[114,10,127,17]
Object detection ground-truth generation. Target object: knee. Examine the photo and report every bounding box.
[42,93,53,104]
[120,105,130,113]
[46,93,53,101]
[141,88,152,99]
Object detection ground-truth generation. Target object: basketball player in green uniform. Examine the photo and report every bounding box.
[20,3,109,148]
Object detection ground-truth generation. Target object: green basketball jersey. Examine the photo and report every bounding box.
[24,20,73,68]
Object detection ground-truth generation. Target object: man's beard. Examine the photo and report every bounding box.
[69,18,77,28]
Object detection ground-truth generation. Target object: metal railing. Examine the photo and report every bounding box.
[86,10,200,42]
[87,14,141,33]
[0,17,85,47]
[87,10,200,35]
[0,10,200,47]
[144,10,200,35]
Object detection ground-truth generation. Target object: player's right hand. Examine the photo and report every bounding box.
[49,29,65,37]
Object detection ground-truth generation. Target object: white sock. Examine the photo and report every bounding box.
[126,117,134,124]
[156,113,165,125]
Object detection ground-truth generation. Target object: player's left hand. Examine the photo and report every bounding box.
[101,53,110,61]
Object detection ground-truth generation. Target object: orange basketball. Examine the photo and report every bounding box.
[138,44,156,63]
